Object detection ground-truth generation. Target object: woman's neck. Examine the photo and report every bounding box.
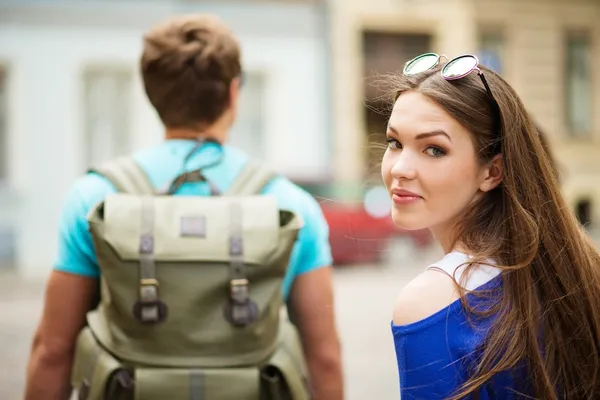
[430,223,465,255]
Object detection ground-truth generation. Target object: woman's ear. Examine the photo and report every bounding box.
[479,154,503,193]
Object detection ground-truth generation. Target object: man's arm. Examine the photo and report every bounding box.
[280,186,344,400]
[25,177,108,399]
[25,271,98,400]
[288,266,344,400]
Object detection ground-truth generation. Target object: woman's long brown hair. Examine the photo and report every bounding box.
[388,65,600,399]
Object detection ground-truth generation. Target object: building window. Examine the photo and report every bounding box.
[478,30,505,74]
[576,197,593,228]
[0,66,7,182]
[83,67,133,168]
[229,72,266,159]
[565,32,592,137]
[362,31,432,181]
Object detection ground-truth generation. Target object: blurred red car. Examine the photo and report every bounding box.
[297,183,432,266]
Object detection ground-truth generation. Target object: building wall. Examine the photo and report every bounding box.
[328,0,478,186]
[329,0,600,224]
[474,0,600,224]
[0,0,330,274]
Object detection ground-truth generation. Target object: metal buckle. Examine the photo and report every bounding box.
[231,278,248,286]
[230,278,249,304]
[139,278,159,302]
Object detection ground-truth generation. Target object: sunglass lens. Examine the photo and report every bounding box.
[442,55,478,80]
[403,53,440,76]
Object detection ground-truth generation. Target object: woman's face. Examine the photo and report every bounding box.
[381,91,492,242]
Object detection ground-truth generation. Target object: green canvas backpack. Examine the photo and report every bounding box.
[70,154,310,400]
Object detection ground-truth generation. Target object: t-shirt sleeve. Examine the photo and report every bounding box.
[293,194,333,275]
[53,175,114,278]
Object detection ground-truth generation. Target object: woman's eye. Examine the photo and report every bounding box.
[386,138,401,149]
[425,146,446,157]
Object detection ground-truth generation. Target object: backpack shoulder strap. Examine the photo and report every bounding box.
[88,155,154,195]
[224,159,277,196]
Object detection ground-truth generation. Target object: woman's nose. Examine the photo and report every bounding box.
[389,152,417,180]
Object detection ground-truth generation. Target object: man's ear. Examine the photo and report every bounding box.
[479,154,503,192]
[228,76,241,110]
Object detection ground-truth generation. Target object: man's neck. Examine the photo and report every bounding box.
[164,119,230,144]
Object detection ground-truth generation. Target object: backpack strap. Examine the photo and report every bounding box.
[88,156,154,195]
[224,160,277,196]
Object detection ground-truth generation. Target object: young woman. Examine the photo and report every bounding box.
[383,53,600,399]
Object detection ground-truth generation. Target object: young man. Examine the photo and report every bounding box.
[25,14,343,400]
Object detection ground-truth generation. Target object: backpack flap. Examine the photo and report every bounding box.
[86,193,304,369]
[95,193,284,265]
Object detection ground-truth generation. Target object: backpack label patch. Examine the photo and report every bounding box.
[180,216,206,238]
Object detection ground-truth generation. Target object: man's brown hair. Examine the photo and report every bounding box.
[141,14,241,129]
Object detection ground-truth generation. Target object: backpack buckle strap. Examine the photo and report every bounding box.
[230,278,249,303]
[228,276,257,326]
[133,197,168,324]
[135,277,168,325]
[224,202,259,327]
[139,278,159,302]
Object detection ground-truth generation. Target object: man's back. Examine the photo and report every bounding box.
[25,14,343,400]
[54,139,332,300]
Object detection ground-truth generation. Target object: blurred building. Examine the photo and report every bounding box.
[0,0,331,274]
[327,0,600,228]
[2,0,599,274]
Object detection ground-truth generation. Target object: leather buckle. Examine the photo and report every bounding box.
[230,278,249,304]
[133,278,167,324]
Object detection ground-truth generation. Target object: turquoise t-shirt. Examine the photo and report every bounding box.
[53,140,333,300]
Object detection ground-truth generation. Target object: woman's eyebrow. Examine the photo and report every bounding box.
[387,125,452,142]
[415,130,451,142]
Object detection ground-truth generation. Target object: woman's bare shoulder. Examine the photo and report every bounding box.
[392,268,461,327]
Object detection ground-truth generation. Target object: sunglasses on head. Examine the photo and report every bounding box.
[403,53,503,151]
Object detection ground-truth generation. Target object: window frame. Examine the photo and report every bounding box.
[0,62,9,190]
[477,27,506,76]
[81,64,134,169]
[564,30,593,139]
[228,70,268,159]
